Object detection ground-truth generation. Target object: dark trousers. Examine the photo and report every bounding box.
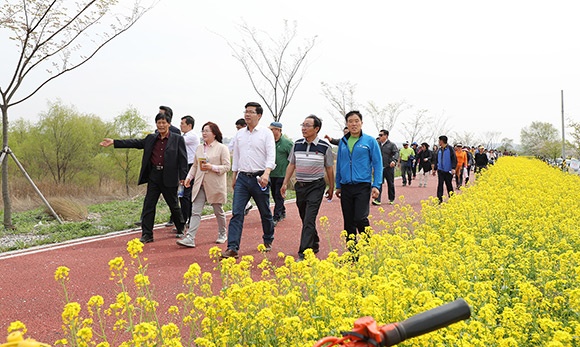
[437,170,454,203]
[179,163,193,225]
[295,178,325,258]
[270,176,286,220]
[402,163,413,185]
[227,173,274,252]
[340,183,371,242]
[141,169,185,239]
[377,166,395,203]
[455,167,464,187]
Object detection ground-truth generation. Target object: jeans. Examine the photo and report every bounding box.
[141,169,184,239]
[377,166,395,203]
[227,173,274,251]
[270,176,286,220]
[437,170,454,203]
[186,186,226,240]
[295,178,325,258]
[455,167,464,188]
[401,163,413,185]
[340,183,371,243]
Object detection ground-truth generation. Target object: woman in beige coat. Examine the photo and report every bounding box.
[177,122,230,248]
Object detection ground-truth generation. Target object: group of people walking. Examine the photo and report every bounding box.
[100,104,496,260]
[371,132,497,205]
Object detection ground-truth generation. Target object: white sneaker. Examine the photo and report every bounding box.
[176,235,195,248]
[216,233,227,244]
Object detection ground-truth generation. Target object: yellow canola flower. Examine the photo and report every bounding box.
[108,257,125,272]
[7,320,27,334]
[46,157,580,346]
[126,238,144,258]
[62,302,81,325]
[54,266,70,282]
[134,273,150,288]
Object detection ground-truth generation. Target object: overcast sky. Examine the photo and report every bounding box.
[2,0,580,145]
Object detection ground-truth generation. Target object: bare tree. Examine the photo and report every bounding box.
[483,131,502,149]
[0,0,154,228]
[400,109,431,144]
[424,110,453,146]
[453,131,479,147]
[320,81,358,130]
[366,100,411,133]
[228,20,316,122]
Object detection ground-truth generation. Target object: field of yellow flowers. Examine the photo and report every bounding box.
[8,157,580,346]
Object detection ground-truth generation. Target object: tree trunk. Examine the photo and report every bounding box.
[1,106,13,229]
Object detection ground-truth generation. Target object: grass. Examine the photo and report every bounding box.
[0,190,297,253]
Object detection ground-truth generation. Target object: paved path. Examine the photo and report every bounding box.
[0,174,442,342]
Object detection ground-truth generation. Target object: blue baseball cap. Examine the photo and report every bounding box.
[269,122,283,129]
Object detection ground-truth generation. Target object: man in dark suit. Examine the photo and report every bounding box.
[100,113,188,243]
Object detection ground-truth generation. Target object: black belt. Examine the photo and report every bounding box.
[153,165,164,170]
[295,177,325,187]
[239,171,264,177]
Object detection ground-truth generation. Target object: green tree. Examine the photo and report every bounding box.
[111,107,149,195]
[0,0,153,227]
[569,121,580,158]
[520,121,560,159]
[498,137,515,153]
[32,101,108,184]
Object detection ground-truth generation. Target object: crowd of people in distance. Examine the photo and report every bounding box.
[100,104,505,260]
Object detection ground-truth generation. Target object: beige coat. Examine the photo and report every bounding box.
[186,141,230,204]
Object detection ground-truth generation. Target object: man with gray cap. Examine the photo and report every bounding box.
[269,121,293,226]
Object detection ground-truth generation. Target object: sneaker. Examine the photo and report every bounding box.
[264,243,272,252]
[372,199,381,206]
[221,249,239,259]
[402,183,407,187]
[244,204,253,216]
[273,219,278,227]
[216,233,227,244]
[388,200,395,205]
[165,221,174,227]
[176,236,195,248]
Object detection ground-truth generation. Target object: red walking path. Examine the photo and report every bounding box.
[0,175,441,343]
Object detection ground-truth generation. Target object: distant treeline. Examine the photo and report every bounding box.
[8,101,152,196]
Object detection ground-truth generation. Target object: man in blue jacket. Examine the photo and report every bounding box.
[335,110,383,244]
[431,135,457,203]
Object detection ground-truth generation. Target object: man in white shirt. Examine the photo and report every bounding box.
[222,102,276,259]
[228,118,254,216]
[179,115,200,231]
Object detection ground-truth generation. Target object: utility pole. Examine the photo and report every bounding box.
[561,90,566,162]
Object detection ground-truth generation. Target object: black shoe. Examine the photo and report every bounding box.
[139,236,154,244]
[244,204,253,216]
[273,219,279,227]
[165,221,174,227]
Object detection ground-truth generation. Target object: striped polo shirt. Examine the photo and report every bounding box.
[288,137,334,182]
